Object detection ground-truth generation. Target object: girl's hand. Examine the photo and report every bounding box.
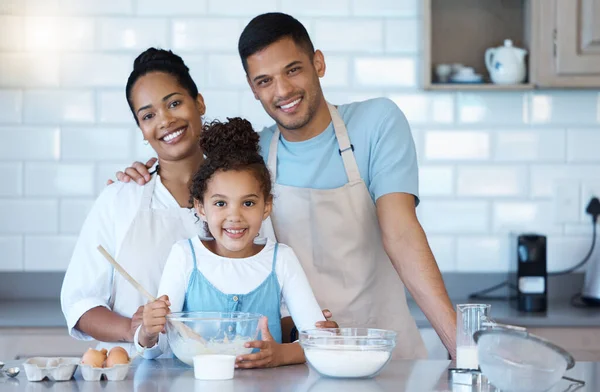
[127,305,145,342]
[140,295,170,347]
[315,308,339,328]
[235,317,286,368]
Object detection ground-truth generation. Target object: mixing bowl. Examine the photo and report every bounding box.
[166,311,261,366]
[299,328,396,379]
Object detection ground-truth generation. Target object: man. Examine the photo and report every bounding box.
[118,13,456,359]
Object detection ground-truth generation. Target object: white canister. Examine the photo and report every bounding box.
[193,355,236,380]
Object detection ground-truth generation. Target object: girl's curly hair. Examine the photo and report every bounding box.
[189,117,272,207]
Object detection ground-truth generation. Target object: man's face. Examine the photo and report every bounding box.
[245,37,326,132]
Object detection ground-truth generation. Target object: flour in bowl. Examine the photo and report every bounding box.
[170,336,253,366]
[305,348,391,378]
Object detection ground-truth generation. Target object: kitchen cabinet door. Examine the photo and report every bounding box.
[535,0,600,87]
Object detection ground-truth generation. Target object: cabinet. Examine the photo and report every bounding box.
[0,327,97,360]
[423,0,600,89]
[535,0,600,87]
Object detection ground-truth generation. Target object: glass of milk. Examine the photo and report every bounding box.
[456,304,491,370]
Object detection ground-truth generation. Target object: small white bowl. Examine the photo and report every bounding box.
[193,355,236,380]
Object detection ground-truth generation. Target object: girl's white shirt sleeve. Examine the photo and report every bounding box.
[134,242,190,358]
[60,182,135,340]
[276,244,326,332]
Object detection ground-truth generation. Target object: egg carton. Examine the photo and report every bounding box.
[23,357,80,382]
[79,361,131,381]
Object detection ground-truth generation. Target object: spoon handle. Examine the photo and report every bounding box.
[97,245,156,301]
[96,245,206,345]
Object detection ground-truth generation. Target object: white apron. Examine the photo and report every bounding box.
[265,103,427,359]
[97,174,201,356]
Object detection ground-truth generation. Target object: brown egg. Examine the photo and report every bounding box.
[105,346,129,367]
[81,348,107,368]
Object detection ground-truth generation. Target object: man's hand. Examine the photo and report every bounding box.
[236,317,285,368]
[127,305,144,342]
[315,308,338,328]
[140,295,170,348]
[106,157,157,186]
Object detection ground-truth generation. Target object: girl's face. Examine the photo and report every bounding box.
[130,71,205,162]
[196,169,272,258]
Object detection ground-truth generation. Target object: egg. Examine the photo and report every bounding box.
[105,346,129,367]
[81,348,107,368]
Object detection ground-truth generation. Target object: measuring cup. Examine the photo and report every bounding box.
[456,304,491,370]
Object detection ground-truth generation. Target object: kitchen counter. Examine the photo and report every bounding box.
[0,358,598,391]
[408,297,600,328]
[2,297,600,329]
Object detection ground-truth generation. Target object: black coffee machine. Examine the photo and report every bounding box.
[511,234,548,312]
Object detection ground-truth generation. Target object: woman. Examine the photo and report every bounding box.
[61,48,207,356]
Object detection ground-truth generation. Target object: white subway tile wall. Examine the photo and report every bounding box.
[25,17,95,51]
[0,89,22,123]
[23,90,95,124]
[0,163,23,197]
[98,18,168,51]
[457,93,527,124]
[313,20,384,53]
[24,236,77,271]
[0,236,23,271]
[0,16,24,51]
[0,3,598,273]
[59,199,94,234]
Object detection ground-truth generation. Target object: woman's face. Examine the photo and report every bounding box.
[130,71,205,162]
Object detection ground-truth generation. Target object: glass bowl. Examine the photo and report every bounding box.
[474,329,574,392]
[165,311,261,366]
[299,328,396,379]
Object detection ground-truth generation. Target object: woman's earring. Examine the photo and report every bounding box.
[143,139,149,145]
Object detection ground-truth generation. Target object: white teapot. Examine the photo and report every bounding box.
[485,39,527,84]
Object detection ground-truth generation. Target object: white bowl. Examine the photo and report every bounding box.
[299,328,396,379]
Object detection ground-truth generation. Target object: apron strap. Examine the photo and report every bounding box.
[267,131,279,179]
[140,174,157,211]
[327,103,361,183]
[266,102,362,184]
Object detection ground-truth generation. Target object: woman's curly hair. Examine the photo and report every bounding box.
[189,117,272,207]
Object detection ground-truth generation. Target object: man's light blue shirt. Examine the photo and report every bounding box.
[258,97,419,205]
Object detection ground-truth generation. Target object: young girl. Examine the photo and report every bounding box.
[135,118,327,368]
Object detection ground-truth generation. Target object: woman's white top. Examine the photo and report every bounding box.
[60,176,200,341]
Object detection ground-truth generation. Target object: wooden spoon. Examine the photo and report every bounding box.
[97,245,206,345]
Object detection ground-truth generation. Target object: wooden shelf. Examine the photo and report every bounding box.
[424,83,535,91]
[423,0,533,90]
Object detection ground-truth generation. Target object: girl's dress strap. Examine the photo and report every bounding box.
[187,238,197,269]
